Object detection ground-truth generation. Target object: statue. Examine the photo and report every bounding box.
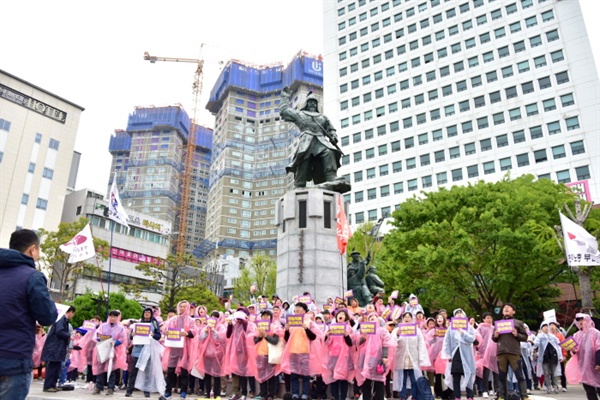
[280,86,350,193]
[346,251,384,307]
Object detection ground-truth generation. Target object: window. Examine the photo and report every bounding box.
[446,8,456,18]
[420,154,431,166]
[436,172,447,184]
[353,151,362,162]
[547,121,561,135]
[522,0,533,8]
[517,60,530,72]
[378,144,388,156]
[566,116,580,130]
[433,12,442,23]
[479,32,490,44]
[509,107,521,120]
[530,125,543,139]
[561,93,575,107]
[556,170,571,184]
[493,112,505,125]
[543,98,556,111]
[552,145,566,159]
[526,15,538,27]
[36,198,48,210]
[497,46,509,58]
[444,104,455,116]
[380,165,389,176]
[365,129,374,139]
[440,66,450,77]
[367,168,376,179]
[477,116,489,129]
[367,188,377,200]
[449,146,460,159]
[521,81,534,94]
[464,142,476,155]
[496,134,509,148]
[366,148,375,159]
[506,3,517,14]
[49,139,60,150]
[21,193,29,205]
[471,75,482,88]
[375,106,384,117]
[534,55,547,68]
[534,149,548,163]
[355,191,364,203]
[538,76,552,90]
[403,117,413,129]
[476,14,487,25]
[500,157,512,171]
[468,56,479,68]
[380,185,390,198]
[456,80,467,92]
[509,21,522,33]
[432,129,443,141]
[556,71,569,84]
[517,153,530,167]
[421,175,432,188]
[394,182,404,194]
[484,161,495,175]
[375,88,384,98]
[402,98,411,109]
[463,19,473,30]
[452,168,463,182]
[352,114,361,125]
[34,132,42,143]
[576,166,591,180]
[413,75,423,86]
[405,137,415,149]
[28,162,36,173]
[551,50,564,63]
[447,125,458,137]
[408,179,418,192]
[393,161,402,173]
[408,23,417,33]
[354,171,363,183]
[491,8,502,19]
[407,158,416,170]
[415,94,424,104]
[495,27,506,38]
[426,69,436,81]
[435,150,446,162]
[442,85,453,96]
[480,138,492,151]
[526,103,539,116]
[513,130,526,143]
[42,167,54,179]
[546,29,559,42]
[542,9,555,22]
[454,61,464,73]
[462,120,473,133]
[467,165,479,178]
[571,140,585,155]
[474,95,485,108]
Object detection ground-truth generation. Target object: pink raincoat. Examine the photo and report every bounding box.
[566,314,600,387]
[92,321,127,375]
[32,332,46,368]
[161,301,196,374]
[73,328,97,372]
[425,327,447,374]
[223,317,257,377]
[194,321,227,377]
[280,319,324,376]
[475,322,496,377]
[354,319,397,386]
[253,320,284,383]
[321,323,355,384]
[68,334,84,372]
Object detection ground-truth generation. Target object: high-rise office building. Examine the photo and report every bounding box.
[202,52,324,261]
[108,105,213,254]
[324,0,599,229]
[0,70,84,246]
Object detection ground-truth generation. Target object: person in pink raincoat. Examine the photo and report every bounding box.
[424,313,448,398]
[162,300,196,399]
[280,302,321,400]
[195,311,227,398]
[252,309,284,400]
[223,306,257,400]
[475,312,498,398]
[92,310,128,395]
[322,309,355,400]
[355,312,396,400]
[566,313,600,400]
[32,324,46,378]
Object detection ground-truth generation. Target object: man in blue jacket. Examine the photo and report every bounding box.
[0,229,58,400]
[42,306,76,392]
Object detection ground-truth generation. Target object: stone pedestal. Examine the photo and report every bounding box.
[275,189,347,307]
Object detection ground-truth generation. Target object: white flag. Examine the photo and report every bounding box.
[59,223,96,263]
[559,212,600,266]
[108,173,129,228]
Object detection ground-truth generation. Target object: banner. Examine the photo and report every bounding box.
[336,195,351,254]
[559,212,600,266]
[108,172,129,228]
[59,223,96,263]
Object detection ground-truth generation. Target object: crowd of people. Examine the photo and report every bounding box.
[1,229,599,400]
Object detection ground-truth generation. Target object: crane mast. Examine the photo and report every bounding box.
[144,46,204,254]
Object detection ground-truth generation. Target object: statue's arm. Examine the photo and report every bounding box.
[324,117,339,145]
[280,86,300,123]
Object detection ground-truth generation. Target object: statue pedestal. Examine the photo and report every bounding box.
[275,189,347,306]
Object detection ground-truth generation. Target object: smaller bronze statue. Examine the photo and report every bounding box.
[280,86,350,193]
[347,251,384,307]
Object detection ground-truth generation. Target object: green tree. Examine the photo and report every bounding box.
[346,220,385,264]
[233,254,277,304]
[379,175,575,318]
[158,285,222,316]
[120,252,205,310]
[69,291,143,328]
[38,218,110,302]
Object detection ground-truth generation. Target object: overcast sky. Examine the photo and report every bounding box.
[1,0,598,195]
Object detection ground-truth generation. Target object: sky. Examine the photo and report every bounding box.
[1,0,598,196]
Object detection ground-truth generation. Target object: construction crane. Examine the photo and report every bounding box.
[144,45,205,255]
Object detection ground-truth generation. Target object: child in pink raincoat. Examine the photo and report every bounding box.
[322,309,355,400]
[92,310,128,395]
[475,312,497,398]
[424,313,448,398]
[565,313,600,399]
[252,309,284,400]
[195,311,227,398]
[223,306,257,400]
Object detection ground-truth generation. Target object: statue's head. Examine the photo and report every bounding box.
[350,251,361,259]
[301,92,320,112]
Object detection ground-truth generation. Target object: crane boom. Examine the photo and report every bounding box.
[144,46,205,255]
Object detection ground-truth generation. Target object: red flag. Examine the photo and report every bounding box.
[336,195,351,254]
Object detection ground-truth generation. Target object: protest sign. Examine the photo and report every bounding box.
[328,323,346,336]
[451,317,468,330]
[495,319,515,334]
[165,328,184,348]
[360,322,377,335]
[287,314,304,327]
[132,323,151,345]
[398,323,417,336]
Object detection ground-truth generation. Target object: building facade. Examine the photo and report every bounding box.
[108,105,212,254]
[0,70,84,246]
[60,188,171,305]
[201,52,324,261]
[324,0,599,229]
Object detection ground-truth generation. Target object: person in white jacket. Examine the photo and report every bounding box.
[443,309,477,400]
[392,312,431,400]
[532,321,563,394]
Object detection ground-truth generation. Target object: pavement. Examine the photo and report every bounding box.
[26,379,592,400]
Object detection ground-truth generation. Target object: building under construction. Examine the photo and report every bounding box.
[108,105,213,254]
[199,51,324,262]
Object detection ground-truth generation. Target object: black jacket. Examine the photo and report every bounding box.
[41,315,71,362]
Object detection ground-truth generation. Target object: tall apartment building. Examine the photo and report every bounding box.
[0,70,84,246]
[202,52,324,260]
[324,0,599,229]
[108,105,212,254]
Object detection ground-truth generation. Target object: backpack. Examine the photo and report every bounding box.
[414,376,434,400]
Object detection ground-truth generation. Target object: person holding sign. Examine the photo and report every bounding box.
[196,311,227,400]
[224,306,256,400]
[392,312,431,400]
[567,313,600,400]
[532,321,562,394]
[125,307,161,397]
[281,302,320,400]
[476,312,499,399]
[492,303,529,400]
[252,309,283,400]
[322,310,355,400]
[425,314,448,399]
[92,310,128,395]
[442,309,477,400]
[161,301,196,399]
[355,313,396,400]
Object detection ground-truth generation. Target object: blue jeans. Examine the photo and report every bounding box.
[401,369,417,399]
[0,371,32,400]
[290,373,310,399]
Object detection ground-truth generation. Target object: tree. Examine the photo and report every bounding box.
[69,291,143,328]
[233,254,277,304]
[379,175,575,318]
[120,252,205,310]
[158,285,222,317]
[38,218,110,302]
[346,220,385,263]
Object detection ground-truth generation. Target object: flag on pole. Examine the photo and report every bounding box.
[559,212,600,266]
[336,195,351,255]
[108,173,129,228]
[59,223,96,263]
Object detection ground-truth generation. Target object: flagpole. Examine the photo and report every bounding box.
[106,221,114,319]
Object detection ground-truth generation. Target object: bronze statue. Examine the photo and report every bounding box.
[280,86,350,193]
[347,251,384,307]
